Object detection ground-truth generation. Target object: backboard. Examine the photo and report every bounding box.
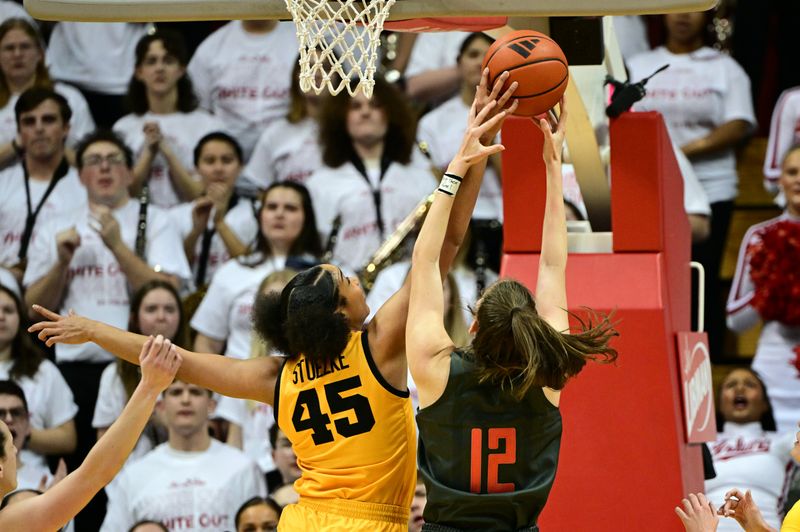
[25,0,718,22]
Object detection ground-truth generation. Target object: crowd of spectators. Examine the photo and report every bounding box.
[0,2,797,530]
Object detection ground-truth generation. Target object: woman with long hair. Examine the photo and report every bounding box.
[406,99,618,530]
[305,75,436,272]
[727,144,800,435]
[29,71,517,530]
[705,367,797,531]
[0,336,180,532]
[92,279,189,460]
[191,181,322,359]
[0,284,77,466]
[113,29,224,208]
[0,18,94,167]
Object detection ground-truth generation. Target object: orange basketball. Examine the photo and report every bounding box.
[482,30,569,117]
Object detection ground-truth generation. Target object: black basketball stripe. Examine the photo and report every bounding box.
[483,34,560,87]
[499,58,569,98]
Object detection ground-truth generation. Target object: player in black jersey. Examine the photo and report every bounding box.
[406,96,619,531]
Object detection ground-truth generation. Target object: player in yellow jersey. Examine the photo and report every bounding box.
[29,71,517,530]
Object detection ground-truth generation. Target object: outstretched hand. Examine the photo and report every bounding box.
[675,493,719,532]
[534,96,567,165]
[473,68,519,144]
[139,335,182,392]
[28,306,93,347]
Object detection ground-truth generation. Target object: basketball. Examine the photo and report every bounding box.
[482,30,569,117]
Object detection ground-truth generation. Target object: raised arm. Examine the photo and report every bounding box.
[533,100,570,334]
[406,99,508,407]
[29,306,281,404]
[0,336,180,532]
[368,70,517,364]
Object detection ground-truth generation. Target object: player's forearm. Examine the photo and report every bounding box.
[25,261,69,320]
[540,161,567,269]
[439,159,483,276]
[28,421,77,455]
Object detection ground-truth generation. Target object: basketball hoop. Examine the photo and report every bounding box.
[284,0,396,98]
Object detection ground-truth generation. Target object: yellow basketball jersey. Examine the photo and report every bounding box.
[276,331,416,508]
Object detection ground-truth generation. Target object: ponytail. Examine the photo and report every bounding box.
[470,280,618,399]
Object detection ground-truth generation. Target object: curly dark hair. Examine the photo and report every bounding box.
[318,76,416,168]
[0,285,45,381]
[252,266,350,365]
[126,30,198,115]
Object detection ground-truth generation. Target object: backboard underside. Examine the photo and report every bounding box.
[25,0,719,23]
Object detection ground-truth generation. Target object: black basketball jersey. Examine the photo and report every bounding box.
[416,351,562,531]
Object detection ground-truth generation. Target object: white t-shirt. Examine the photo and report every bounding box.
[611,16,650,63]
[113,110,226,208]
[764,86,800,193]
[101,440,266,532]
[417,96,503,221]
[187,21,297,160]
[0,357,79,473]
[0,266,19,297]
[628,46,756,203]
[16,459,52,491]
[92,362,153,460]
[405,31,470,78]
[214,394,275,473]
[706,422,795,530]
[23,200,192,363]
[366,261,497,326]
[0,82,95,150]
[243,117,322,188]
[168,199,259,287]
[0,358,78,431]
[47,23,150,94]
[190,256,286,359]
[0,163,86,268]
[0,1,33,22]
[306,158,436,272]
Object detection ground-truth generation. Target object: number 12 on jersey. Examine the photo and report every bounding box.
[470,427,517,494]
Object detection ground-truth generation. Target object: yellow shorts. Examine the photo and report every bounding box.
[278,497,409,532]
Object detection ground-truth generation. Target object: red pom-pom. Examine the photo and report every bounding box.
[748,220,800,326]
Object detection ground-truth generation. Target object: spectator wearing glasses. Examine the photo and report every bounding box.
[23,130,190,529]
[0,88,86,282]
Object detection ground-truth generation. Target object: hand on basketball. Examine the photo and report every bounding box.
[534,96,567,166]
[474,68,518,144]
[675,493,719,532]
[454,99,509,171]
[28,306,93,347]
[139,335,182,392]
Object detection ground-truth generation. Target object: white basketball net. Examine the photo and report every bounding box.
[284,0,396,98]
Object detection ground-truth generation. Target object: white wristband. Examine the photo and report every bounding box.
[438,173,463,196]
